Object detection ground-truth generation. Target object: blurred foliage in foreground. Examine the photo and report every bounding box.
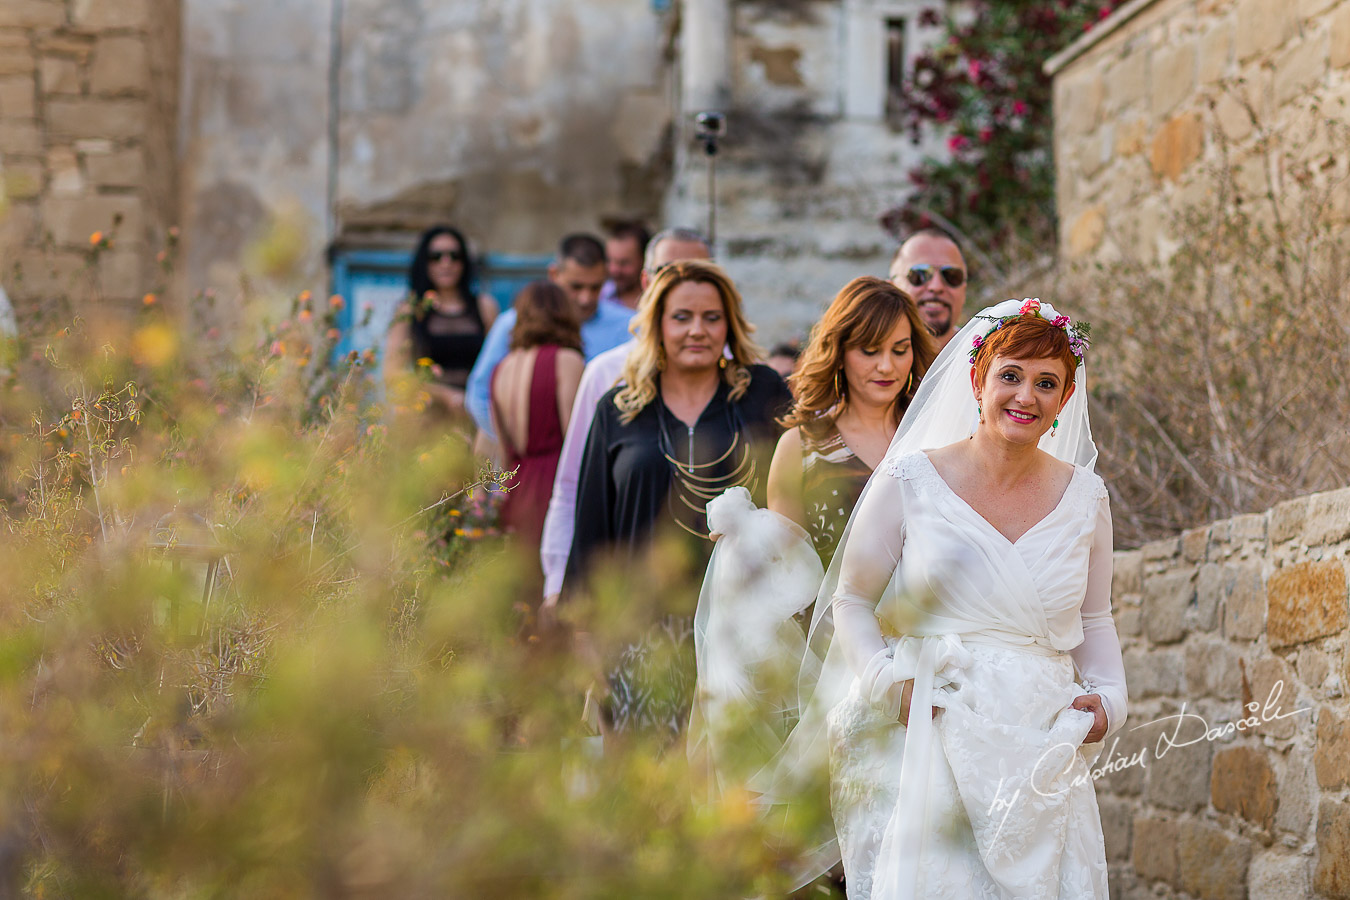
[0,274,826,897]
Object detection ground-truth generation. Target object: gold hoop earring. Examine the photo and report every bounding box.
[905,371,914,395]
[834,370,845,400]
[718,356,727,370]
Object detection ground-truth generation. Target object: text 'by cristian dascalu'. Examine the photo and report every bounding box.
[987,679,1310,826]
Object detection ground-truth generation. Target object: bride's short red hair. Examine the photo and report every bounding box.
[972,315,1079,395]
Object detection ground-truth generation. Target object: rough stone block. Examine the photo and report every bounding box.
[40,195,144,248]
[1334,1,1350,69]
[1115,116,1149,157]
[1228,512,1267,541]
[1099,795,1133,862]
[1143,536,1181,561]
[1199,19,1233,83]
[1235,0,1298,61]
[1152,42,1197,119]
[88,35,148,96]
[1269,498,1310,544]
[1274,746,1316,835]
[1106,49,1148,113]
[1132,816,1180,886]
[0,1,65,29]
[1186,638,1242,699]
[0,73,35,117]
[71,0,150,30]
[1126,645,1185,698]
[1145,567,1195,644]
[1097,731,1149,796]
[1150,112,1205,182]
[1304,488,1350,546]
[1243,655,1303,739]
[1297,647,1331,688]
[1315,799,1350,898]
[1315,707,1350,789]
[1183,526,1210,563]
[39,55,80,94]
[84,147,143,188]
[1114,550,1145,595]
[1194,563,1223,631]
[0,43,35,78]
[1117,601,1143,637]
[46,97,146,140]
[9,248,88,300]
[1061,71,1105,135]
[96,248,145,301]
[47,145,82,195]
[0,120,41,155]
[1177,822,1252,900]
[1147,736,1213,812]
[1249,851,1311,899]
[1211,745,1277,829]
[1065,204,1106,259]
[34,33,94,62]
[1273,29,1329,105]
[1,161,42,199]
[1267,560,1348,648]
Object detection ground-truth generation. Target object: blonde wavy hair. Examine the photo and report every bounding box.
[614,260,765,424]
[781,276,936,433]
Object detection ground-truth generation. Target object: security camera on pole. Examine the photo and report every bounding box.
[694,111,726,251]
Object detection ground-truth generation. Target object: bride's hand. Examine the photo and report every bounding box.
[891,679,935,724]
[1071,694,1107,743]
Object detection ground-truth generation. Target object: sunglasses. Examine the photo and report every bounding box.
[904,264,965,289]
[428,249,465,263]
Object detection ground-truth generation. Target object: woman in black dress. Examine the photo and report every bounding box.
[383,225,499,417]
[565,260,791,738]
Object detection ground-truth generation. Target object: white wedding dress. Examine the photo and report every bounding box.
[823,449,1123,899]
[692,299,1128,900]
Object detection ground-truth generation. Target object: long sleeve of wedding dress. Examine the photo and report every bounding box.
[831,472,906,717]
[1070,495,1128,735]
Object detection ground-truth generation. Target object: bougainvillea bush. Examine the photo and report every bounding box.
[888,0,1127,254]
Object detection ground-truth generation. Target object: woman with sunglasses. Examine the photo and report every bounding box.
[766,277,936,567]
[383,225,499,417]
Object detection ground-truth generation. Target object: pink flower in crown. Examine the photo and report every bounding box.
[1051,315,1070,327]
[972,334,985,350]
[1020,298,1041,315]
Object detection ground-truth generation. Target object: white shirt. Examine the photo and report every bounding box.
[538,339,635,596]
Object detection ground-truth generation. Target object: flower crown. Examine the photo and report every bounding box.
[969,298,1092,365]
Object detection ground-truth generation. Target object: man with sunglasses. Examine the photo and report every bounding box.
[888,227,968,351]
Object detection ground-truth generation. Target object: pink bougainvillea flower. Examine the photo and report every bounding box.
[948,134,970,151]
[1020,298,1042,315]
[1013,100,1028,116]
[968,59,982,80]
[979,127,994,142]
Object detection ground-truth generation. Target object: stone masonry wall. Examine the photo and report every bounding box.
[1099,485,1350,898]
[0,0,181,312]
[1048,0,1350,264]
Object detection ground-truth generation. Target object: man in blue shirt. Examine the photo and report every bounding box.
[466,233,634,436]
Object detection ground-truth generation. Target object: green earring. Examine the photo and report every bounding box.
[1052,417,1059,437]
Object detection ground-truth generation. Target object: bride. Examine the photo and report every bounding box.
[694,298,1128,899]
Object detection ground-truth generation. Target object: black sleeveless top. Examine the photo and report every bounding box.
[408,298,485,390]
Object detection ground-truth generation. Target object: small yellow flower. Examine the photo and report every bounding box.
[142,293,156,305]
[89,231,103,245]
[416,357,433,368]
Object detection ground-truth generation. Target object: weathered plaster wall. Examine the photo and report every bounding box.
[1049,0,1350,264]
[1099,487,1350,898]
[667,0,950,340]
[0,0,181,312]
[180,0,673,301]
[335,0,672,251]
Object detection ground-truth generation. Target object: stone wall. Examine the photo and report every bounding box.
[1100,485,1350,898]
[0,0,181,312]
[666,0,952,339]
[1048,0,1350,264]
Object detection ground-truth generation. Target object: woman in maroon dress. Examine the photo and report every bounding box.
[489,281,586,590]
